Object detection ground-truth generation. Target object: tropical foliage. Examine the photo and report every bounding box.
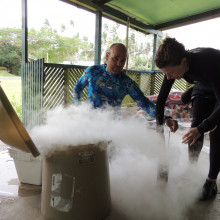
[0,19,161,75]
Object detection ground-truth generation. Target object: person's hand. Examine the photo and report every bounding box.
[182,127,201,146]
[165,118,178,132]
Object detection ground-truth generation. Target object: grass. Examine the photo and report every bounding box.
[0,70,22,118]
[0,70,18,77]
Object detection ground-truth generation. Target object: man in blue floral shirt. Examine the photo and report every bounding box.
[73,43,156,118]
[73,43,178,183]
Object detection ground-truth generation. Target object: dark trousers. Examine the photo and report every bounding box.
[209,122,220,179]
[189,97,216,162]
[190,96,220,179]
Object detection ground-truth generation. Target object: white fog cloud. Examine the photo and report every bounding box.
[29,104,207,220]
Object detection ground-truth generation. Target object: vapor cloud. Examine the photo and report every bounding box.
[29,104,207,220]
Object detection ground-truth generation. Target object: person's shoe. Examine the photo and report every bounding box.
[200,179,217,201]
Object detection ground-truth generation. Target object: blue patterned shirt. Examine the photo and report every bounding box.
[73,64,156,117]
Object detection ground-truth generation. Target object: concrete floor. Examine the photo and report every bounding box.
[1,141,220,220]
[0,107,220,220]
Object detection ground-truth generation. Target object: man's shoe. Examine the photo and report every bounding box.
[200,179,217,200]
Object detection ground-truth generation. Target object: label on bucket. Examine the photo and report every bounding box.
[78,151,95,164]
[50,173,75,212]
[51,173,62,192]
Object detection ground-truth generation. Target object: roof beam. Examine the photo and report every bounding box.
[92,0,112,6]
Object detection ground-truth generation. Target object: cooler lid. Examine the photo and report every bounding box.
[0,85,40,157]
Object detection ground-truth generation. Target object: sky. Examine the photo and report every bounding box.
[164,18,220,50]
[0,0,220,50]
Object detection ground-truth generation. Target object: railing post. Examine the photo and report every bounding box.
[22,0,28,64]
[95,11,102,65]
[150,34,158,95]
[150,73,155,95]
[151,34,158,71]
[63,68,70,106]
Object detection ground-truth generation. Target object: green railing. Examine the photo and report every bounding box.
[22,59,192,126]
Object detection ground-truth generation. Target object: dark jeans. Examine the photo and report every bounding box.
[209,121,220,179]
[190,96,220,179]
[189,97,216,162]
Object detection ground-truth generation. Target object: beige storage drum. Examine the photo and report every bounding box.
[41,142,111,220]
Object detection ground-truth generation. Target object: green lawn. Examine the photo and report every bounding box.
[0,71,22,118]
[0,70,17,77]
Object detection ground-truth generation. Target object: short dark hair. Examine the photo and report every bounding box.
[109,43,127,53]
[155,37,187,68]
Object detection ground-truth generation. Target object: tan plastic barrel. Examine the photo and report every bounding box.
[41,142,111,220]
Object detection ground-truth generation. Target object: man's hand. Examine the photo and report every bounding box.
[165,118,178,132]
[182,127,201,146]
